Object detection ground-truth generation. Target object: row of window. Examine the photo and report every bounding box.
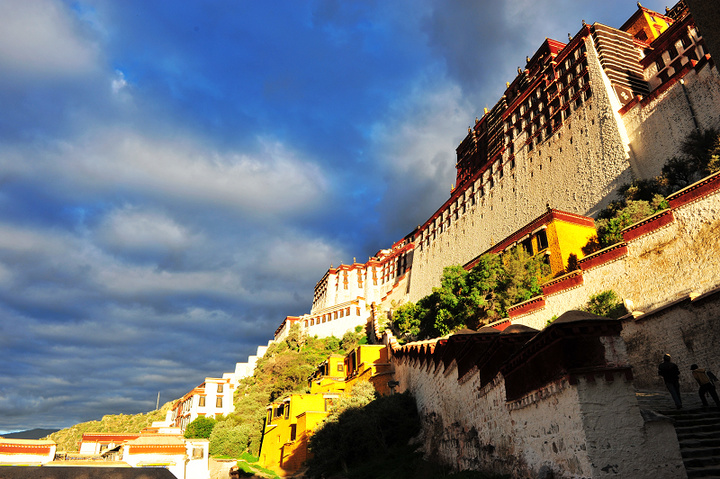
[314,253,408,300]
[306,306,361,327]
[652,28,702,86]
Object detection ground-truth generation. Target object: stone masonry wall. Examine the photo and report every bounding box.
[623,63,720,179]
[510,171,720,329]
[409,35,635,302]
[620,288,720,392]
[390,318,685,478]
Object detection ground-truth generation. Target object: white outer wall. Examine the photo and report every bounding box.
[624,64,720,178]
[513,183,720,329]
[392,340,685,478]
[409,36,635,302]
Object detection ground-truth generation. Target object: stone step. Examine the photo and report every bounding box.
[675,417,720,428]
[686,464,720,478]
[665,409,720,419]
[677,424,720,436]
[680,436,720,449]
[660,405,720,477]
[684,455,720,468]
[682,445,720,459]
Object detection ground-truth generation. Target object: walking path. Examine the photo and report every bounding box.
[636,388,709,413]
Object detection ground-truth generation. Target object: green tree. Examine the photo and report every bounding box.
[584,129,720,254]
[208,421,252,457]
[184,416,216,439]
[584,290,627,319]
[307,391,419,478]
[392,250,548,340]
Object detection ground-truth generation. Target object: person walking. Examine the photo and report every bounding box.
[658,354,682,409]
[690,364,720,408]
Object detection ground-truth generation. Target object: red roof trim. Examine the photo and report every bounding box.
[0,444,52,454]
[622,209,675,242]
[578,244,628,271]
[542,270,584,296]
[508,296,546,318]
[667,170,720,209]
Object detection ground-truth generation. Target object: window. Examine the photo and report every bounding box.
[290,424,297,442]
[668,44,679,59]
[199,396,206,407]
[337,363,344,372]
[536,230,549,251]
[655,56,665,71]
[681,35,692,48]
[216,396,223,408]
[284,404,290,419]
[217,384,223,393]
[521,237,533,255]
[192,447,204,459]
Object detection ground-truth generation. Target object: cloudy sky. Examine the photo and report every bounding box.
[0,0,668,432]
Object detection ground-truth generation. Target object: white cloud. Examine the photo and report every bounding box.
[0,0,99,79]
[23,129,330,219]
[96,206,197,256]
[371,74,472,183]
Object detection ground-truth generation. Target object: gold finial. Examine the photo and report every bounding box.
[353,257,356,263]
[582,19,586,26]
[568,33,573,41]
[451,184,455,192]
[475,117,480,124]
[526,56,530,63]
[637,2,642,8]
[484,107,488,114]
[468,127,472,134]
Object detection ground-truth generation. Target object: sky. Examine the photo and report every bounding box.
[0,0,669,432]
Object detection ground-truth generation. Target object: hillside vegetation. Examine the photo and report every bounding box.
[209,325,365,456]
[47,400,175,452]
[584,128,720,253]
[392,248,549,341]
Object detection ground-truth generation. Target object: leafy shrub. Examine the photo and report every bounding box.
[584,290,627,319]
[584,129,719,253]
[209,422,252,457]
[307,391,420,478]
[184,416,216,439]
[392,248,549,340]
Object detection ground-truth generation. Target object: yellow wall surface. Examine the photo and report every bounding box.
[548,219,597,272]
[260,344,396,475]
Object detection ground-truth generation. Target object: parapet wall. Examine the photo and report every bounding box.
[390,315,685,479]
[621,286,720,392]
[509,170,720,329]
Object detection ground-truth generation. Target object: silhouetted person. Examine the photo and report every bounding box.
[691,364,720,408]
[658,354,682,409]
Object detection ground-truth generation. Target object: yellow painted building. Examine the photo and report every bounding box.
[260,344,395,475]
[259,393,337,475]
[465,208,597,276]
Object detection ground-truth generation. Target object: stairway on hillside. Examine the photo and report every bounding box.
[664,408,720,478]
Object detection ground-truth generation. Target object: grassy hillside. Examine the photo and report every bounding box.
[47,400,175,452]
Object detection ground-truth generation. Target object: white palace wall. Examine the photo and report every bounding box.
[390,320,685,478]
[624,63,720,178]
[509,171,720,330]
[409,35,636,302]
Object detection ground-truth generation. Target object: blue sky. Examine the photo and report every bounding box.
[0,0,668,432]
